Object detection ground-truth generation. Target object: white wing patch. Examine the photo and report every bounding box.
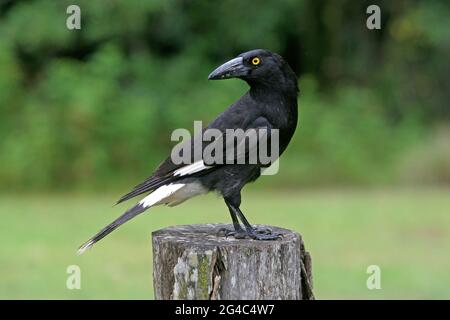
[174,160,211,177]
[139,183,185,208]
[138,182,207,208]
[167,182,207,207]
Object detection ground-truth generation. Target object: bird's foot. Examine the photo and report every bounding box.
[254,226,274,234]
[216,226,248,239]
[247,227,282,240]
[217,226,282,240]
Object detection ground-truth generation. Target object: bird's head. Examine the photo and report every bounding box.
[208,49,298,93]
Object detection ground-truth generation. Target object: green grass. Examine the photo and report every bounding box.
[1,187,450,299]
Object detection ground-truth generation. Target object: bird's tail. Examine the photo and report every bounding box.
[77,183,186,255]
[77,202,147,255]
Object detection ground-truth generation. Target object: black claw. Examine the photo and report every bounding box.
[229,231,248,239]
[217,225,282,241]
[255,227,273,234]
[248,231,282,241]
[216,227,229,237]
[217,226,246,239]
[249,226,282,240]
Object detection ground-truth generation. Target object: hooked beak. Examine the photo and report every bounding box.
[208,57,248,80]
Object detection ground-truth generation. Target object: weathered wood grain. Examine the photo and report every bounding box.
[152,224,314,300]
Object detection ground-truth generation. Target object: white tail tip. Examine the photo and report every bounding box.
[77,240,94,255]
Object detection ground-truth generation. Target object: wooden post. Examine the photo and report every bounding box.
[152,224,314,300]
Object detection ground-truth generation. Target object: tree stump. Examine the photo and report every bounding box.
[152,224,314,300]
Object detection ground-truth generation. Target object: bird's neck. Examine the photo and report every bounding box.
[248,82,298,109]
[248,75,298,97]
[248,82,298,134]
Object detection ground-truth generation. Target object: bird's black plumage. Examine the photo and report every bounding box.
[78,49,299,254]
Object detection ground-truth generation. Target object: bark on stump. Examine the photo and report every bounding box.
[152,224,314,300]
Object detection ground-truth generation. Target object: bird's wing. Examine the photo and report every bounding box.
[116,116,274,204]
[116,159,214,204]
[116,131,213,204]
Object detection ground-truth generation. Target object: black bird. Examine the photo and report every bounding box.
[78,49,299,254]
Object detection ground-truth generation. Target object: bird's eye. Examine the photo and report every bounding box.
[251,57,261,66]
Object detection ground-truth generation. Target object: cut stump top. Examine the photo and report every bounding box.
[152,223,300,247]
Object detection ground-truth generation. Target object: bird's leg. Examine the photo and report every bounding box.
[216,199,247,238]
[217,202,249,238]
[233,205,282,240]
[223,196,281,241]
[228,205,245,233]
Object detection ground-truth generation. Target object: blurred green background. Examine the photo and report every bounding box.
[0,0,449,299]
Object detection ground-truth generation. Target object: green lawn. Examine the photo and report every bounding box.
[1,187,449,299]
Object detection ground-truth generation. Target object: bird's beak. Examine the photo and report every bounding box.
[208,57,248,80]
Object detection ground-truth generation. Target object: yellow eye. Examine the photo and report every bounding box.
[251,57,260,66]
